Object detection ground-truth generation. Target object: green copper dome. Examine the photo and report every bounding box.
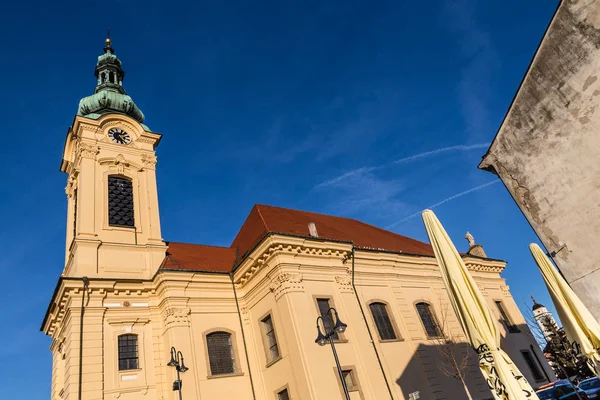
[77,38,149,130]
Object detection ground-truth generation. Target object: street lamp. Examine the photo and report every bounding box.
[315,307,350,400]
[167,346,189,400]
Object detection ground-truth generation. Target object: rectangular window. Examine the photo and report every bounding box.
[496,301,519,333]
[317,298,339,340]
[277,388,290,400]
[108,176,135,227]
[262,315,280,362]
[206,331,235,375]
[416,302,441,338]
[118,334,139,370]
[521,350,545,382]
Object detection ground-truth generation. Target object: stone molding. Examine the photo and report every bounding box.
[236,242,349,287]
[141,153,157,168]
[65,172,78,197]
[101,120,138,138]
[335,269,354,293]
[162,307,191,327]
[463,262,504,273]
[269,272,304,300]
[45,286,153,337]
[78,143,100,159]
[136,136,156,145]
[239,306,251,325]
[78,123,102,134]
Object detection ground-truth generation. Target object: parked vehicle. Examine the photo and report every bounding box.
[579,377,600,399]
[536,380,589,400]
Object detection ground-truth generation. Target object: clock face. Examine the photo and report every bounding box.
[108,128,132,145]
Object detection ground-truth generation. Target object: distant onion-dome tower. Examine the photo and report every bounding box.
[532,296,559,340]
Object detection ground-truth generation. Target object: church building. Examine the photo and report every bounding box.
[41,38,553,400]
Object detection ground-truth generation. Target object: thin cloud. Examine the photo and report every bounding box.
[316,142,490,189]
[385,180,500,229]
[391,143,490,165]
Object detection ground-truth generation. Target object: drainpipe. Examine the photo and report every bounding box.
[349,247,395,399]
[78,277,89,400]
[230,272,257,400]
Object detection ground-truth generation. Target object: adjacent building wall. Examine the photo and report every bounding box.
[479,0,600,320]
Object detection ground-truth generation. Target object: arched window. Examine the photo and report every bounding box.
[206,331,235,375]
[369,302,397,340]
[415,302,441,338]
[108,175,134,227]
[118,334,138,370]
[101,72,106,83]
[109,71,115,83]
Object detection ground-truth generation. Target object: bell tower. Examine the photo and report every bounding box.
[61,37,166,279]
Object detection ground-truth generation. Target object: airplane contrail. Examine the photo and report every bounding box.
[316,143,490,188]
[391,143,490,165]
[385,180,501,229]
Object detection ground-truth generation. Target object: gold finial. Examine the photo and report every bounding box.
[103,28,113,53]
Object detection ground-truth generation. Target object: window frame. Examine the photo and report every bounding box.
[274,384,292,400]
[313,296,347,343]
[334,365,364,400]
[368,300,402,342]
[259,311,282,366]
[117,334,139,371]
[521,349,546,383]
[107,174,135,229]
[203,328,243,379]
[414,301,442,339]
[495,300,520,333]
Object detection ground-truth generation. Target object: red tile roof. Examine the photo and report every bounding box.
[231,204,434,259]
[162,242,236,273]
[163,204,435,273]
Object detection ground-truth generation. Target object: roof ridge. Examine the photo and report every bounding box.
[255,203,357,222]
[255,204,270,231]
[349,217,429,244]
[166,241,232,250]
[254,203,430,246]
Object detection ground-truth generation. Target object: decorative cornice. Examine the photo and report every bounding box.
[78,123,102,134]
[236,242,349,287]
[101,120,138,136]
[136,136,156,144]
[269,272,304,301]
[463,262,504,273]
[44,285,152,337]
[162,307,191,327]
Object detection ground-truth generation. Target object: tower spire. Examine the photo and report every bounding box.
[76,34,147,127]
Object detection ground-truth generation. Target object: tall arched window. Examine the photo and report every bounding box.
[206,331,235,375]
[109,71,115,83]
[415,302,441,338]
[108,175,134,227]
[369,302,397,340]
[118,334,139,370]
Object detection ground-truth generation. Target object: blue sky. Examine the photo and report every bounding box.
[0,0,560,397]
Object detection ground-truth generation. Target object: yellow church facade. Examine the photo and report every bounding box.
[41,39,553,400]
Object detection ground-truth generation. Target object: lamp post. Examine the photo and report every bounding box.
[315,307,350,400]
[167,346,189,400]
